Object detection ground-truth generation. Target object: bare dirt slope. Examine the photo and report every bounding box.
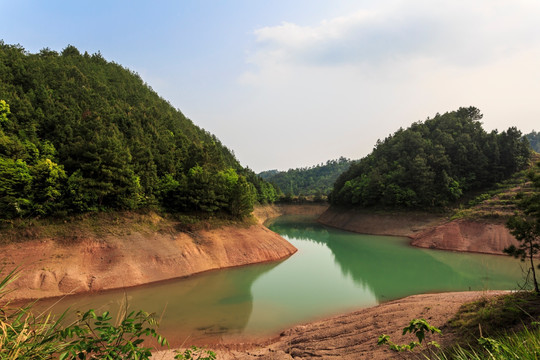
[1,217,296,302]
[318,207,445,237]
[155,291,505,360]
[318,207,520,255]
[411,219,519,255]
[253,204,329,225]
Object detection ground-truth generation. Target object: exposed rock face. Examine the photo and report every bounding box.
[411,219,520,255]
[2,224,296,301]
[318,207,444,237]
[253,203,329,225]
[318,207,520,255]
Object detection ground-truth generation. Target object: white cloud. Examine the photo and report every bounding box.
[233,0,540,171]
[245,0,540,70]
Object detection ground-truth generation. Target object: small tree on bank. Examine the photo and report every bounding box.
[505,162,540,293]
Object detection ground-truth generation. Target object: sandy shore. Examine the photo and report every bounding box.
[155,290,507,359]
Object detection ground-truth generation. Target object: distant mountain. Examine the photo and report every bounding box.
[0,42,278,219]
[330,107,531,208]
[525,131,540,152]
[259,157,352,197]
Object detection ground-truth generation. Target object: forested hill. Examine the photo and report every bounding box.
[259,157,352,197]
[330,107,531,208]
[0,42,278,220]
[525,131,540,152]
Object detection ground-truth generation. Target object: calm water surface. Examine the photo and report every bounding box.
[35,215,524,345]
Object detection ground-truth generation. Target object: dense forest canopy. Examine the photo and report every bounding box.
[330,107,531,208]
[0,42,278,220]
[525,131,540,153]
[259,157,352,197]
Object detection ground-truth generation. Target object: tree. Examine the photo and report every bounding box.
[0,157,32,218]
[0,100,10,125]
[30,158,67,215]
[505,163,540,293]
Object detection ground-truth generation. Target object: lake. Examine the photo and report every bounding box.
[34,214,524,345]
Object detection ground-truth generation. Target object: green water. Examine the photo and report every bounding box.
[34,215,524,345]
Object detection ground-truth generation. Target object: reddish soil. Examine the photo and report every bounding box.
[411,219,519,255]
[1,222,296,302]
[318,207,520,255]
[155,291,507,360]
[253,203,329,225]
[1,204,326,302]
[317,207,444,237]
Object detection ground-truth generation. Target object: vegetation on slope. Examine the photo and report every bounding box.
[259,157,351,197]
[0,42,278,222]
[440,291,540,359]
[452,152,540,220]
[330,107,531,209]
[525,131,540,152]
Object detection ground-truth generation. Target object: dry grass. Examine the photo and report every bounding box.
[452,153,540,221]
[0,209,255,246]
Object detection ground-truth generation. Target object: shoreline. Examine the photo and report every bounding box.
[317,206,520,256]
[3,203,520,302]
[155,290,510,360]
[5,204,523,358]
[1,204,328,303]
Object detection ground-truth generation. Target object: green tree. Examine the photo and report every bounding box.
[0,42,277,220]
[505,163,540,293]
[330,108,531,208]
[0,100,10,125]
[0,157,32,218]
[30,158,67,215]
[228,175,256,218]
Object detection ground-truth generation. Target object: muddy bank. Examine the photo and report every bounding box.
[155,290,506,360]
[253,203,329,225]
[318,207,520,255]
[318,207,444,237]
[410,219,520,255]
[1,219,296,302]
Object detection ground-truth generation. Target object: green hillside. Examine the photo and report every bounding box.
[0,42,277,220]
[259,157,352,197]
[452,152,540,220]
[525,131,540,152]
[330,107,531,209]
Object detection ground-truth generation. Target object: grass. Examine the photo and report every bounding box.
[0,268,171,359]
[451,153,540,221]
[449,291,540,341]
[424,291,540,359]
[0,209,257,245]
[0,268,69,359]
[430,326,540,359]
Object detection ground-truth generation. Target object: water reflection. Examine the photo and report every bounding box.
[268,216,522,302]
[32,215,523,345]
[33,261,281,345]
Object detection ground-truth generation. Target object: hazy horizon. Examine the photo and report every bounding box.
[2,0,539,172]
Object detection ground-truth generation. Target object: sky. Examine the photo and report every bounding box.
[2,0,540,172]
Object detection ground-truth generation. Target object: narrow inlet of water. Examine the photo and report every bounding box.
[33,215,524,345]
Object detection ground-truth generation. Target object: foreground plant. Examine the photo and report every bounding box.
[0,267,172,359]
[174,346,217,360]
[0,268,69,359]
[377,318,441,352]
[59,309,168,359]
[505,162,540,293]
[429,325,540,360]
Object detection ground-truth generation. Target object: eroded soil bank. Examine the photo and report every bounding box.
[155,291,507,360]
[253,203,329,225]
[1,211,300,302]
[410,219,519,255]
[318,207,520,255]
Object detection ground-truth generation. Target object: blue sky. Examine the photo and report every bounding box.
[2,0,539,172]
